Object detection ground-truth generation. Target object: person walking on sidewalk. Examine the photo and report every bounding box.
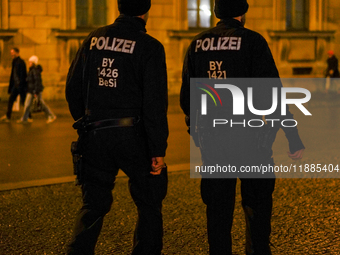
[0,48,27,122]
[65,0,168,254]
[324,50,340,93]
[17,55,56,124]
[180,0,305,254]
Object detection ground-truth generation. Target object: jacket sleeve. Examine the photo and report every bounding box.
[65,46,86,121]
[180,44,200,141]
[141,40,169,157]
[251,35,305,153]
[8,74,13,94]
[180,47,191,118]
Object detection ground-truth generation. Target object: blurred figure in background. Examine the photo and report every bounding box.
[17,55,56,124]
[0,48,27,122]
[324,50,339,93]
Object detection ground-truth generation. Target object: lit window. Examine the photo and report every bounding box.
[76,0,107,28]
[286,0,309,30]
[188,0,213,28]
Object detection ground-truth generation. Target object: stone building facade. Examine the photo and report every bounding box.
[0,0,339,100]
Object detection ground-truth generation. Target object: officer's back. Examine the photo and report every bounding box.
[67,15,167,123]
[65,1,168,254]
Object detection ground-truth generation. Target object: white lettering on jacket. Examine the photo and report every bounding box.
[90,37,136,54]
[195,37,242,52]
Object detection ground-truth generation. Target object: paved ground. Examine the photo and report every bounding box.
[1,93,340,254]
[1,172,340,254]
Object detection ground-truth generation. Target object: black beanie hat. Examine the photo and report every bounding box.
[118,0,151,16]
[214,0,249,19]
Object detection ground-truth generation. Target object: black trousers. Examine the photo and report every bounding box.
[67,126,168,255]
[6,87,27,119]
[201,170,275,255]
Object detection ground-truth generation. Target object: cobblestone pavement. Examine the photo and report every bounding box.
[1,170,340,255]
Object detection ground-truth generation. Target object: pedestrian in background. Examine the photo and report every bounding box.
[0,47,27,122]
[65,0,168,254]
[324,50,339,93]
[180,0,305,254]
[17,55,56,124]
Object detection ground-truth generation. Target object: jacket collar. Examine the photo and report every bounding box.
[114,14,147,33]
[218,18,244,29]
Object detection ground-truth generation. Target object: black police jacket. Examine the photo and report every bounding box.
[66,15,168,157]
[181,18,304,155]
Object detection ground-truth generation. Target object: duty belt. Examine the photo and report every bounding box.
[85,117,138,132]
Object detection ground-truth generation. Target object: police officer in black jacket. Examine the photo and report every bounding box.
[66,0,168,254]
[180,0,305,254]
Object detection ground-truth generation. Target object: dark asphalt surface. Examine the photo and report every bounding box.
[1,93,340,254]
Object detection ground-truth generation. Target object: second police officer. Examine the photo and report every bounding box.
[65,0,168,254]
[181,0,305,254]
